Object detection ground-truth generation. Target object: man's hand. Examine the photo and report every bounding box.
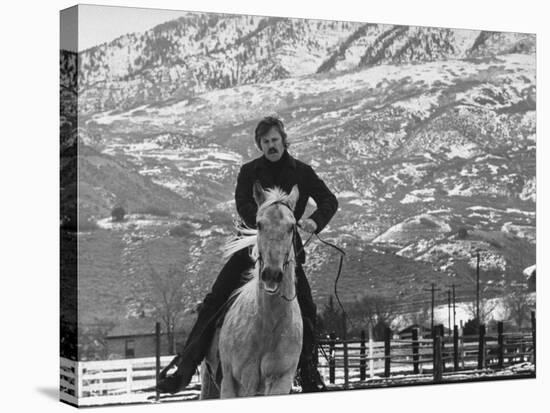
[298,218,317,234]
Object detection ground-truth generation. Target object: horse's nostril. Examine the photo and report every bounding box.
[261,268,283,283]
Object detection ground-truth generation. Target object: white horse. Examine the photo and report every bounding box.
[200,183,303,398]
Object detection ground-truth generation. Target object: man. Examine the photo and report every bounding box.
[157,116,338,394]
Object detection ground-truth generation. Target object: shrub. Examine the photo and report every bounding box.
[111,206,126,222]
[457,227,468,239]
[463,318,480,336]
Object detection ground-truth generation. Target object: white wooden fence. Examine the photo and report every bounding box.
[60,356,201,406]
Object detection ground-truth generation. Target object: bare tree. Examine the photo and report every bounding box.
[347,294,399,339]
[135,261,195,354]
[465,297,498,325]
[406,304,431,328]
[317,295,345,338]
[503,283,534,329]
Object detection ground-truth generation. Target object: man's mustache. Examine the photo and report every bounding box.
[268,148,278,154]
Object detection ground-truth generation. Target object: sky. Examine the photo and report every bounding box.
[67,4,191,51]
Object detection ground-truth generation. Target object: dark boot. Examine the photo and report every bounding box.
[297,315,326,392]
[295,264,326,392]
[297,320,325,393]
[156,354,199,394]
[298,358,326,393]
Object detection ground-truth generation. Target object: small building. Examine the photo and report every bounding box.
[523,265,536,292]
[105,317,188,359]
[398,324,432,340]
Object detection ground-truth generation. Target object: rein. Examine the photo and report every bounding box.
[296,224,348,329]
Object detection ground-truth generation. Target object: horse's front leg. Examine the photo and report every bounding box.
[220,373,237,399]
[263,373,294,396]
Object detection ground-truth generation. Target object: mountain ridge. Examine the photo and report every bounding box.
[61,16,535,114]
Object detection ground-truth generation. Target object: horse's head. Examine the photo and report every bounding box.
[253,182,299,295]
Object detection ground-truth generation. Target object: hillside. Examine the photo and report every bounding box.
[59,14,536,356]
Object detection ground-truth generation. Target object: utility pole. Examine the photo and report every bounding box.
[431,283,436,335]
[476,252,480,324]
[452,284,457,328]
[447,289,451,336]
[423,283,441,338]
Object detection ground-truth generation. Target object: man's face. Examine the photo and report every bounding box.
[259,127,285,162]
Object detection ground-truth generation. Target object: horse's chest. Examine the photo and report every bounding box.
[238,324,299,379]
[221,308,302,363]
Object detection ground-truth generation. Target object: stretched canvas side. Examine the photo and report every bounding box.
[60,5,80,407]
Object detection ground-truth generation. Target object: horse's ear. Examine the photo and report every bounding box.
[287,185,299,210]
[253,181,266,206]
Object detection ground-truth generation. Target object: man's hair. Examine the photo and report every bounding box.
[254,116,288,150]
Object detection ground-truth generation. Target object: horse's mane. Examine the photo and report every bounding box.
[223,225,258,260]
[257,186,292,213]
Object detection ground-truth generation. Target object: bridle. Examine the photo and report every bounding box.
[256,200,298,302]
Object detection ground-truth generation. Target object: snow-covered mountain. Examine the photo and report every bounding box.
[66,15,535,114]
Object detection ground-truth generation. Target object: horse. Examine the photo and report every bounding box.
[200,183,303,398]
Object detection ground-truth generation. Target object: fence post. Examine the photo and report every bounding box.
[329,332,336,384]
[497,321,504,369]
[360,330,366,381]
[155,322,161,401]
[433,333,443,383]
[368,324,374,378]
[126,365,133,395]
[412,328,419,374]
[384,326,391,377]
[453,325,459,371]
[77,362,83,399]
[437,324,445,372]
[531,311,536,367]
[477,324,486,370]
[343,338,349,389]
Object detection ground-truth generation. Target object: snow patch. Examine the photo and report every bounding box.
[519,177,535,202]
[373,214,451,244]
[445,142,478,159]
[501,222,535,243]
[401,188,436,204]
[337,191,361,198]
[448,184,474,197]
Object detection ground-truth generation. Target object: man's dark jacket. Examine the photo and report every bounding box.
[235,150,338,263]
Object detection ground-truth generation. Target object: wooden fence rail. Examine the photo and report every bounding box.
[317,313,536,386]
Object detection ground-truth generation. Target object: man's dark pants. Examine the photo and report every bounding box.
[180,248,317,368]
